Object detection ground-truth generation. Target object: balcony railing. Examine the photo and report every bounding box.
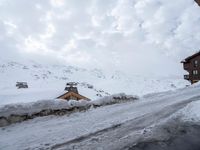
[184,75,189,80]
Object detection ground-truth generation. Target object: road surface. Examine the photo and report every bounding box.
[1,86,200,150]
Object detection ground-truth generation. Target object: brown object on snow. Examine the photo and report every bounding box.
[57,82,90,101]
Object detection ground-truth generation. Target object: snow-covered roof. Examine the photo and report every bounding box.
[183,51,200,62]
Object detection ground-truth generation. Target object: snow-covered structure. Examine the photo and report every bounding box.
[16,82,28,89]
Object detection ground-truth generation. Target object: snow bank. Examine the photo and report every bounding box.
[0,93,139,127]
[176,100,200,123]
[0,99,90,118]
[92,93,139,106]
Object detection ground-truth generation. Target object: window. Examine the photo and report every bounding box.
[193,70,198,75]
[194,60,198,67]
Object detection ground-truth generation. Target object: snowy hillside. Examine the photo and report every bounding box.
[0,60,189,105]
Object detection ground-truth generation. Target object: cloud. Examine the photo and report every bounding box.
[0,0,200,76]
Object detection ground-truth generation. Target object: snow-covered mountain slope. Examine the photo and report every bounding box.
[0,83,200,150]
[0,60,189,105]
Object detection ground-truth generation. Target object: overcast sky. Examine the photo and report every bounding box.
[0,0,200,76]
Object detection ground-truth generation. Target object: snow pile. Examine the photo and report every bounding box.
[0,99,89,118]
[0,93,139,127]
[92,93,139,106]
[0,99,91,127]
[176,100,200,123]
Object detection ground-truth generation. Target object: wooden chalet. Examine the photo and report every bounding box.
[181,51,200,84]
[57,82,90,101]
[195,0,200,6]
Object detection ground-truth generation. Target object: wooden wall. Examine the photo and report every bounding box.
[183,54,200,83]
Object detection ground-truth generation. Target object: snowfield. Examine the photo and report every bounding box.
[1,84,200,150]
[0,60,188,105]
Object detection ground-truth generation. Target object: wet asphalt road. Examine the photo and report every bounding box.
[129,124,200,150]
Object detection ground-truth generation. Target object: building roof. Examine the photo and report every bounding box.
[195,0,200,6]
[57,91,90,101]
[181,51,200,63]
